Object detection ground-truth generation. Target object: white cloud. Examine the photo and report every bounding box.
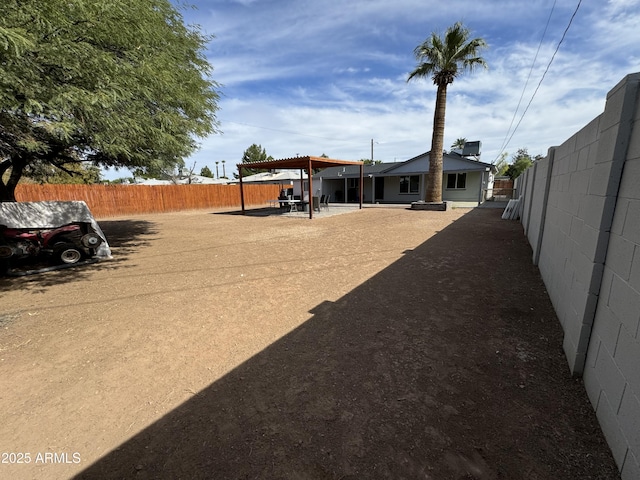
[102,0,640,180]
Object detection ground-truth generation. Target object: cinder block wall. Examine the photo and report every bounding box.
[537,111,604,375]
[520,72,640,479]
[583,75,640,480]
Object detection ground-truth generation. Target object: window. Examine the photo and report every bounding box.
[400,175,419,194]
[447,173,466,189]
[348,178,359,188]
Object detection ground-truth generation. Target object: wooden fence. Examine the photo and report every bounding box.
[15,183,284,218]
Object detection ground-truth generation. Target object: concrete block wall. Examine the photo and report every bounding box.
[519,72,640,478]
[522,149,555,266]
[583,74,640,479]
[535,111,604,374]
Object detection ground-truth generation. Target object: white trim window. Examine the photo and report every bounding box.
[400,175,419,194]
[446,173,466,189]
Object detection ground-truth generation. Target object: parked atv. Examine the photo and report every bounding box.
[0,223,103,272]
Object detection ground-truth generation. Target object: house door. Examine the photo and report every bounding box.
[374,176,385,201]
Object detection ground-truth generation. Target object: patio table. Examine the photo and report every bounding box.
[278,199,301,212]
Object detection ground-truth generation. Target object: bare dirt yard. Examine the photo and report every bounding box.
[0,206,620,479]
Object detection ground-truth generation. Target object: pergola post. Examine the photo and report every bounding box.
[308,157,313,219]
[359,163,364,209]
[238,166,245,214]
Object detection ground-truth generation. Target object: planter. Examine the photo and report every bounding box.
[410,201,449,211]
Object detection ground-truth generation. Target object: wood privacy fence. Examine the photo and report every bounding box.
[15,183,284,218]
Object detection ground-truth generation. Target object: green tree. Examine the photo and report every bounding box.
[0,0,220,201]
[106,177,135,185]
[132,158,186,183]
[494,152,509,177]
[408,22,487,203]
[200,165,214,178]
[24,161,102,184]
[239,144,273,176]
[451,137,467,150]
[242,144,272,164]
[505,148,535,179]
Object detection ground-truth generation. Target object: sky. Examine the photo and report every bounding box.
[106,0,640,180]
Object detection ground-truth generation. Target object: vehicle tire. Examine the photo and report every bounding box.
[0,244,13,259]
[81,233,103,248]
[53,243,83,265]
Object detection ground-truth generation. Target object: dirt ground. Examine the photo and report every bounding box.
[0,206,620,479]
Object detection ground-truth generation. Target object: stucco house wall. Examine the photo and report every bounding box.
[381,175,421,203]
[442,170,485,205]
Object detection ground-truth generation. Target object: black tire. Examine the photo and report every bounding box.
[0,244,13,259]
[81,233,103,248]
[53,243,83,265]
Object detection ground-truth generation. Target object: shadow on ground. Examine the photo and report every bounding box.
[0,219,157,293]
[214,205,362,218]
[97,219,158,255]
[75,209,619,479]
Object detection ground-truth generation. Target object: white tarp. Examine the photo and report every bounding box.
[0,201,112,258]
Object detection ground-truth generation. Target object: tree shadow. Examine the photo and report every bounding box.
[97,219,158,256]
[0,219,157,293]
[74,209,618,479]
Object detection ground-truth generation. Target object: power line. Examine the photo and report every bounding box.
[493,0,582,163]
[495,0,557,158]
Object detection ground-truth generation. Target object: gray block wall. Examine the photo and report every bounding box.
[519,72,640,478]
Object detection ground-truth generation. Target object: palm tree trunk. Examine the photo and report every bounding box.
[426,83,448,203]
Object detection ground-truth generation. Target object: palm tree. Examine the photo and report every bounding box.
[408,22,487,203]
[451,137,467,150]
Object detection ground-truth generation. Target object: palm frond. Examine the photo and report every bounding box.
[408,21,487,86]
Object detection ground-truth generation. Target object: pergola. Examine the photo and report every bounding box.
[238,156,364,219]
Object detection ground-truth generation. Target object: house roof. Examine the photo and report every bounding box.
[316,162,393,178]
[313,152,496,179]
[241,170,308,183]
[392,151,494,174]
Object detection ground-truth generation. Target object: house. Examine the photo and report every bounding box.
[314,151,497,207]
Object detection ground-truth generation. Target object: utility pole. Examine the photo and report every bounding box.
[371,139,374,163]
[222,160,226,178]
[215,161,219,179]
